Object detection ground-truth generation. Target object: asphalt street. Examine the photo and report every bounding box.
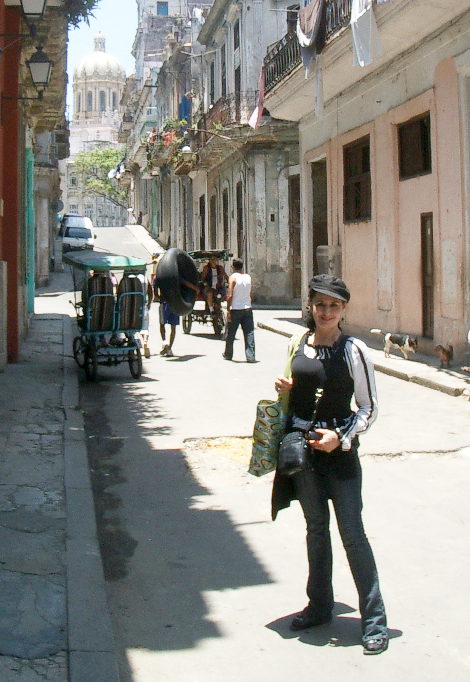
[52,226,470,682]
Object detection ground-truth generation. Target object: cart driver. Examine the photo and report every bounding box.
[200,255,229,312]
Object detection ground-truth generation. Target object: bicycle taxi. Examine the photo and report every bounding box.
[182,249,231,338]
[64,250,149,381]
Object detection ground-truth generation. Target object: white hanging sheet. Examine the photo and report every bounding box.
[351,0,389,67]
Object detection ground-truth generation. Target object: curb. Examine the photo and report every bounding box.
[257,320,469,398]
[63,317,120,682]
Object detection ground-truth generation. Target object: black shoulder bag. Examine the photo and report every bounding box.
[276,386,323,476]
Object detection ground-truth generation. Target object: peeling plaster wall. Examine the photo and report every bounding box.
[249,151,295,304]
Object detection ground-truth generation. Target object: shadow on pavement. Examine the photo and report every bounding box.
[81,375,274,682]
[266,602,402,650]
[164,354,205,362]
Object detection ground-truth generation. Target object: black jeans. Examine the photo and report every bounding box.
[224,308,255,361]
[292,458,387,641]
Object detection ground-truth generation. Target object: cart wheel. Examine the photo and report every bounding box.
[213,309,226,338]
[182,314,192,334]
[73,336,86,368]
[84,346,98,381]
[128,347,142,379]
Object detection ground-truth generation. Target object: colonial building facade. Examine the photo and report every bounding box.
[264,0,470,358]
[1,1,70,368]
[122,0,302,305]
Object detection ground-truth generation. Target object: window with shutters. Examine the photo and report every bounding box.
[398,113,431,180]
[343,137,371,222]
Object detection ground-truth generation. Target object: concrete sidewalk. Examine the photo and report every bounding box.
[0,313,118,682]
[0,226,162,681]
[257,315,470,398]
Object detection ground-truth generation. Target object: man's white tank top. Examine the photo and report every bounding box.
[231,273,251,309]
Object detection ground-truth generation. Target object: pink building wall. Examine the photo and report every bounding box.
[304,57,465,354]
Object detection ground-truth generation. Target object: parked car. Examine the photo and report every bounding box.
[59,214,96,252]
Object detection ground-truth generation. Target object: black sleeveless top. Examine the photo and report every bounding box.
[289,334,354,426]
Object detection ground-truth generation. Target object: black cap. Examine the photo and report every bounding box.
[308,274,350,302]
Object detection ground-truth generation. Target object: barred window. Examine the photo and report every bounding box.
[343,137,371,222]
[221,45,227,98]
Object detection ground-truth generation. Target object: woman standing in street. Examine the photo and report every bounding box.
[273,274,388,655]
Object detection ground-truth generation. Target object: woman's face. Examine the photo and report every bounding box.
[309,292,346,332]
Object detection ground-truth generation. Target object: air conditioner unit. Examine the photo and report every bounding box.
[316,245,342,277]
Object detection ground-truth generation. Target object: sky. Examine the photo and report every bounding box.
[66,0,138,118]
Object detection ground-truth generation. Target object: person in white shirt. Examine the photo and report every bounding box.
[223,258,256,362]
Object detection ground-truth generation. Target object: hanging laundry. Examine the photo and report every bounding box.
[312,54,324,118]
[296,0,327,73]
[248,66,265,130]
[192,7,204,23]
[351,0,390,67]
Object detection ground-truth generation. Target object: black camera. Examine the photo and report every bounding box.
[306,430,321,441]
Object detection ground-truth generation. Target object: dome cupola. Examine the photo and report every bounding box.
[74,33,126,81]
[72,33,126,119]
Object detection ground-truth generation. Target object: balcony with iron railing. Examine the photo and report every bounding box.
[194,91,258,147]
[264,0,352,93]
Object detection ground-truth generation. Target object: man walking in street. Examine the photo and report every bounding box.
[223,258,256,363]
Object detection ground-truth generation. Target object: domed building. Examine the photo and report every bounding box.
[73,33,126,121]
[61,34,127,228]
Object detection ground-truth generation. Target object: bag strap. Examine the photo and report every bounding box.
[276,332,308,414]
[284,332,307,378]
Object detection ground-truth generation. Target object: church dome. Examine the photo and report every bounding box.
[74,33,125,81]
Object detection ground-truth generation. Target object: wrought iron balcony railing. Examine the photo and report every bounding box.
[264,0,353,94]
[201,91,259,130]
[264,32,300,94]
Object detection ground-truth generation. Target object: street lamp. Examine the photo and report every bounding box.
[20,0,47,21]
[0,0,47,40]
[181,145,193,163]
[26,45,52,94]
[1,43,52,122]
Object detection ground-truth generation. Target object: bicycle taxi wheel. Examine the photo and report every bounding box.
[73,336,86,368]
[212,309,226,338]
[182,313,192,334]
[128,346,143,379]
[84,345,98,381]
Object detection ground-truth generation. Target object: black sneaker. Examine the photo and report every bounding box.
[290,609,331,632]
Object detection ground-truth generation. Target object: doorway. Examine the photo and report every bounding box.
[311,159,328,274]
[222,189,230,250]
[199,194,206,250]
[209,194,217,248]
[421,212,434,338]
[288,175,301,297]
[236,181,244,259]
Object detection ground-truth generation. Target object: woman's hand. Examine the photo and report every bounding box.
[274,375,292,395]
[307,428,340,453]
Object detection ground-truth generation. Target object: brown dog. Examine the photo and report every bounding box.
[435,344,453,368]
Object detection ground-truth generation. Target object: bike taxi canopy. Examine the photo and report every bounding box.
[187,249,232,262]
[63,250,147,273]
